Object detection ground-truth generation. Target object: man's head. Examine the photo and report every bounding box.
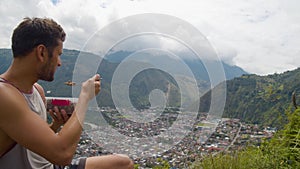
[11,17,66,82]
[11,17,66,58]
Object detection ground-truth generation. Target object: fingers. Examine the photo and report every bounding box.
[81,74,102,100]
[88,74,101,96]
[49,108,59,122]
[93,74,101,95]
[49,106,69,124]
[60,109,69,122]
[93,74,101,81]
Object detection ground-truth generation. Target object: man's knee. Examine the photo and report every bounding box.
[85,154,134,169]
[113,154,134,169]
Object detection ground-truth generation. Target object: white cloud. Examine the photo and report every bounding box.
[0,0,299,75]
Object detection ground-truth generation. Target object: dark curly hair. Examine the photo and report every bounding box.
[12,17,66,58]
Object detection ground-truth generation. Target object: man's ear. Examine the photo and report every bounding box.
[36,44,47,62]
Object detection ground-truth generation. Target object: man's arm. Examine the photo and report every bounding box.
[0,74,100,166]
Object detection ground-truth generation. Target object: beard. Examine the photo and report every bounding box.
[38,70,55,82]
[38,61,55,81]
[38,50,56,82]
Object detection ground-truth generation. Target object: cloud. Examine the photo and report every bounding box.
[0,0,49,47]
[0,0,299,75]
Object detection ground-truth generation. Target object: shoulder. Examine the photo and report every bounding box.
[0,82,27,107]
[0,82,23,100]
[0,82,31,123]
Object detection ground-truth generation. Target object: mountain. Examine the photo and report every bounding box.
[0,49,12,72]
[105,50,248,81]
[0,48,247,107]
[200,68,300,128]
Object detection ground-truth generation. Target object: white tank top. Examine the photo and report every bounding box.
[0,78,53,169]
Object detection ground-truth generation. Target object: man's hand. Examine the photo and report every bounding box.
[80,74,101,100]
[49,107,69,132]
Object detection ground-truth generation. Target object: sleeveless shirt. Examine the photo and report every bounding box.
[0,78,54,169]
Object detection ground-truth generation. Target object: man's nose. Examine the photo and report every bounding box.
[58,57,61,67]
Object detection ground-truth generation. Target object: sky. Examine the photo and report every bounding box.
[0,0,299,75]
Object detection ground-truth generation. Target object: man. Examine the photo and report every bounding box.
[0,17,134,169]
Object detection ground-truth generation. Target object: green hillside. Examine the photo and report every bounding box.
[200,68,300,128]
[226,70,300,128]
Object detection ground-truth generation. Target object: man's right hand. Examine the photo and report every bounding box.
[80,74,101,100]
